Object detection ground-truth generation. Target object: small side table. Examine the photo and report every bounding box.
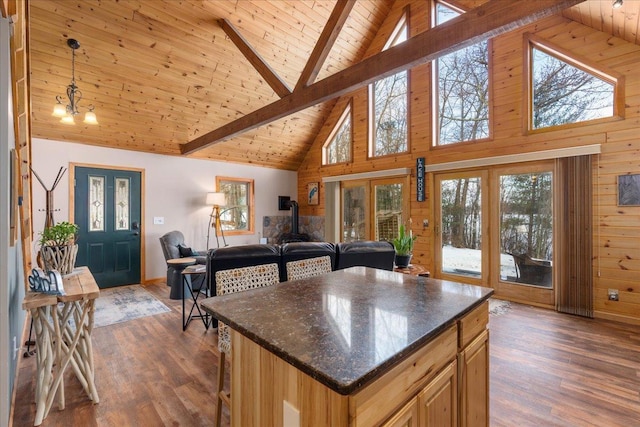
[167,257,196,299]
[181,265,211,331]
[394,264,430,277]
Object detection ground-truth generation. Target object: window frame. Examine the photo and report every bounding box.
[322,100,353,166]
[215,176,255,236]
[524,33,625,134]
[368,11,410,159]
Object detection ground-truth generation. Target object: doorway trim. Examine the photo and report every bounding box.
[68,162,146,284]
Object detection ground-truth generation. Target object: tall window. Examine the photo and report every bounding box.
[216,176,254,234]
[370,14,408,157]
[530,42,616,130]
[323,103,352,165]
[434,2,489,145]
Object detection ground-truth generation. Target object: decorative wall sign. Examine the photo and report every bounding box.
[28,268,65,295]
[308,182,319,205]
[618,174,640,206]
[416,157,426,202]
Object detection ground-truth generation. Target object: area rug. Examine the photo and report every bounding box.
[489,298,512,316]
[94,285,170,328]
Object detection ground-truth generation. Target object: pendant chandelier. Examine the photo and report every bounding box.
[52,38,98,125]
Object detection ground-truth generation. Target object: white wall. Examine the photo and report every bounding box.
[32,138,298,281]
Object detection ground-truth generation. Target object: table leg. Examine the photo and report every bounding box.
[31,306,55,426]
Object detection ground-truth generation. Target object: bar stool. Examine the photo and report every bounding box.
[285,255,332,281]
[214,263,280,427]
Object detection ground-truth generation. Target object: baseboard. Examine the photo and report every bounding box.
[594,310,640,326]
[144,277,165,285]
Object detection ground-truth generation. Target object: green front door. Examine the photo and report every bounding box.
[74,166,142,288]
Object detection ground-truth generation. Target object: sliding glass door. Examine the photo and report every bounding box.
[341,176,409,242]
[435,163,555,306]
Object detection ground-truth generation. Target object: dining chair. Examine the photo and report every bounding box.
[286,255,332,281]
[214,263,280,427]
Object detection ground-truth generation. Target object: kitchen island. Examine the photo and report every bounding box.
[201,266,493,427]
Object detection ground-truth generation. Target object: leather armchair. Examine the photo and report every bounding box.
[336,240,395,271]
[159,230,207,299]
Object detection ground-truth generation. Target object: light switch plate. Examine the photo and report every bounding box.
[153,217,164,225]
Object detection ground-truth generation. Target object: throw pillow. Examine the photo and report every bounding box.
[178,244,194,257]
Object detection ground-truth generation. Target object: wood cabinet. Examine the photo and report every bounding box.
[458,329,490,427]
[229,301,489,427]
[381,398,418,427]
[418,361,457,427]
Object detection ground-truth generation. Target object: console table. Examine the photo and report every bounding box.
[22,266,101,426]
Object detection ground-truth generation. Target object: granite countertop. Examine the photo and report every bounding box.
[201,266,493,395]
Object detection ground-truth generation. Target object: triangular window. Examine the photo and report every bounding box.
[530,43,617,130]
[323,103,352,165]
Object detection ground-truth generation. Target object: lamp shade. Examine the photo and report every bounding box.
[84,110,98,125]
[206,192,226,206]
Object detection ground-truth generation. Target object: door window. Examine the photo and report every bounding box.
[114,177,130,231]
[89,175,105,232]
[438,175,483,278]
[341,177,409,242]
[499,171,553,287]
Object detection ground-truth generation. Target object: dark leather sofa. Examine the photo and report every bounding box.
[335,240,395,271]
[207,240,394,288]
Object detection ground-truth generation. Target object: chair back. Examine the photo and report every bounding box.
[215,263,280,355]
[286,256,332,281]
[335,240,395,271]
[208,243,281,291]
[280,242,336,282]
[159,230,186,262]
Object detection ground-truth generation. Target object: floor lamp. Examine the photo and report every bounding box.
[206,192,227,249]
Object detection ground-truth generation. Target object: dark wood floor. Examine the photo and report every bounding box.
[11,283,640,426]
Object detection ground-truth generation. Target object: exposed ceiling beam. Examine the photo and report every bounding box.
[218,18,292,98]
[182,0,584,155]
[294,0,356,91]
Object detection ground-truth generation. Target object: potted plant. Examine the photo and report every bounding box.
[39,221,79,275]
[392,223,417,268]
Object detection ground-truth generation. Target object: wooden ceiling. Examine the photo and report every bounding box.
[28,0,640,171]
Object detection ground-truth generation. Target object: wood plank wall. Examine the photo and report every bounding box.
[296,0,640,324]
[8,0,34,284]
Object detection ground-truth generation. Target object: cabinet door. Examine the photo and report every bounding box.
[381,397,418,427]
[417,361,457,427]
[458,329,489,427]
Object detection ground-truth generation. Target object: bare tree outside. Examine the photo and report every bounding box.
[373,71,408,156]
[371,17,408,157]
[532,47,614,129]
[435,3,489,145]
[325,107,352,164]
